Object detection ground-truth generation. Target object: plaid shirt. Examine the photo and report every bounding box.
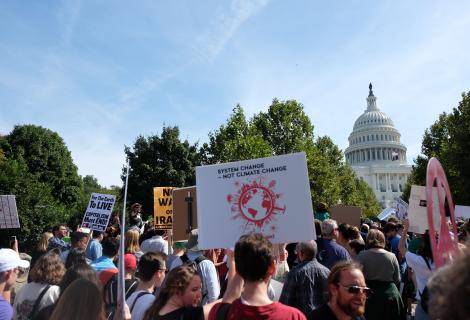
[279,259,330,316]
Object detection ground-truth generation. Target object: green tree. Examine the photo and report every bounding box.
[403,91,470,205]
[0,125,83,250]
[123,126,199,218]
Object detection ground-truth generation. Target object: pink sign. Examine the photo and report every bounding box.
[426,158,459,268]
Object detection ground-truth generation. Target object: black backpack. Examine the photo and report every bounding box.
[180,253,209,303]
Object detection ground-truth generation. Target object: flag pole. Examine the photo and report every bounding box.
[117,158,130,318]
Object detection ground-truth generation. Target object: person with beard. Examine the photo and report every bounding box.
[308,261,369,320]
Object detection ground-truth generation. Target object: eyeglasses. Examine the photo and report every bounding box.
[338,284,373,297]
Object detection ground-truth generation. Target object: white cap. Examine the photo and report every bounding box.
[0,249,30,272]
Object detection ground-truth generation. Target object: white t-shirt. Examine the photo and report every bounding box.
[126,290,155,320]
[405,251,435,300]
[13,282,60,320]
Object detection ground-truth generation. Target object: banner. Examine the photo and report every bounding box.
[196,152,315,249]
[153,187,174,230]
[81,193,116,232]
[172,186,198,241]
[395,197,409,220]
[0,195,20,229]
[330,206,361,227]
[408,185,441,234]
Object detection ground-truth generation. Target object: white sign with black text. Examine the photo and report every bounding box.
[81,193,116,232]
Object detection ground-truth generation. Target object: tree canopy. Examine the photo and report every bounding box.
[403,91,470,206]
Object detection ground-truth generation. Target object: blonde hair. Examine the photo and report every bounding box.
[37,232,53,253]
[366,229,386,249]
[125,229,141,254]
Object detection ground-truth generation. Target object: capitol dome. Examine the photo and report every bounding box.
[344,83,411,208]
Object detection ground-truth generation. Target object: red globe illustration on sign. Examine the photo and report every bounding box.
[227,179,286,229]
[239,186,274,223]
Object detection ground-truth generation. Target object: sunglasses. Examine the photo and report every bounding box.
[339,284,373,297]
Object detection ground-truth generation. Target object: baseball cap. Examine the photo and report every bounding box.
[0,249,30,273]
[124,254,137,271]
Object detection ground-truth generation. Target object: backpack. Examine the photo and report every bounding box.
[104,275,139,319]
[180,253,209,303]
[419,256,432,314]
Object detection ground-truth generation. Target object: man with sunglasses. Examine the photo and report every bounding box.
[309,261,369,320]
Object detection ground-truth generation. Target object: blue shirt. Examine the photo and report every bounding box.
[47,236,70,252]
[0,296,13,320]
[91,256,117,272]
[317,238,351,270]
[86,239,103,262]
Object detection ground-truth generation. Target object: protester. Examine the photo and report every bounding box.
[428,246,470,319]
[104,253,139,318]
[91,237,119,273]
[398,219,435,320]
[11,253,31,305]
[0,249,30,319]
[140,229,169,255]
[13,252,65,320]
[125,229,144,262]
[348,239,365,260]
[317,219,351,269]
[35,263,100,319]
[167,241,186,271]
[129,203,145,233]
[170,229,220,305]
[357,229,405,320]
[86,230,104,262]
[142,264,206,320]
[279,240,330,316]
[50,278,106,320]
[30,232,53,271]
[126,252,167,320]
[314,202,330,221]
[47,224,70,252]
[308,261,369,320]
[209,233,306,320]
[384,222,407,280]
[59,231,89,264]
[64,248,88,269]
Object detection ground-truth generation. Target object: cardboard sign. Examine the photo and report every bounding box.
[330,206,361,227]
[408,185,441,234]
[172,187,198,241]
[395,198,409,220]
[153,187,175,230]
[196,152,315,249]
[81,193,116,232]
[0,195,20,229]
[455,205,470,219]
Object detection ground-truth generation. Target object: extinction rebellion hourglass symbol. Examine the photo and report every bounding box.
[226,178,286,231]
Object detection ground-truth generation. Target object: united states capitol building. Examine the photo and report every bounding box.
[345,84,411,208]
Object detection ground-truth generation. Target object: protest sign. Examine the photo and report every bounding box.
[455,205,470,219]
[408,185,441,234]
[0,195,20,229]
[172,186,198,241]
[153,187,175,230]
[196,152,315,249]
[81,193,116,232]
[377,207,396,221]
[395,197,409,220]
[330,206,361,227]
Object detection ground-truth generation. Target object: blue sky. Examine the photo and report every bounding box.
[1,1,470,187]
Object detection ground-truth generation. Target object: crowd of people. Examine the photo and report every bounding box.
[1,202,470,320]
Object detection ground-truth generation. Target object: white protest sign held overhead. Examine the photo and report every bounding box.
[455,205,470,220]
[81,193,116,232]
[395,197,409,220]
[0,195,20,229]
[196,152,315,249]
[408,185,441,234]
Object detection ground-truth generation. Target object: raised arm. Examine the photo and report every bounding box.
[398,218,409,261]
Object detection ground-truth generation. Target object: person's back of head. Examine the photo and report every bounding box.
[125,229,140,254]
[37,232,53,252]
[321,219,338,238]
[50,278,105,320]
[65,248,87,269]
[92,231,103,240]
[59,263,100,294]
[365,229,386,249]
[30,252,65,285]
[70,231,87,247]
[235,233,275,282]
[138,252,167,282]
[102,238,119,258]
[296,240,318,262]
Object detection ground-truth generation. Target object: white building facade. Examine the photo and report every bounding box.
[345,84,411,208]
